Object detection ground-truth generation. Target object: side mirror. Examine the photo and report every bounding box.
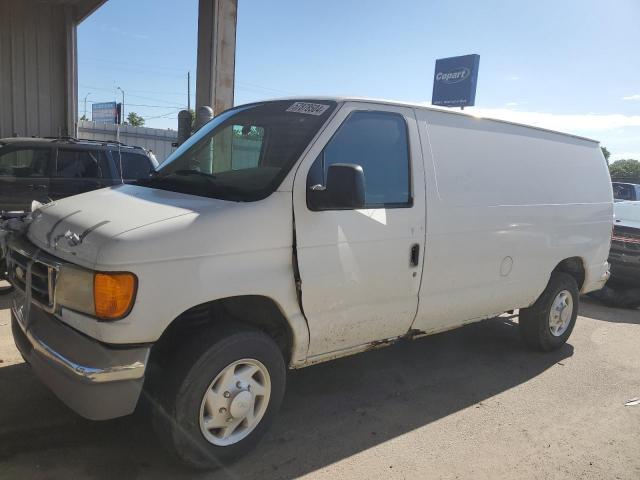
[309,163,366,210]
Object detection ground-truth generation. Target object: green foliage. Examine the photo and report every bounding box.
[126,112,145,127]
[232,125,264,139]
[189,109,195,132]
[600,146,610,165]
[609,159,640,183]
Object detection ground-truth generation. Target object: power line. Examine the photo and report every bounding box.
[79,84,184,107]
[142,109,181,121]
[81,100,185,109]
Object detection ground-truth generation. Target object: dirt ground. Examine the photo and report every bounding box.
[0,294,638,480]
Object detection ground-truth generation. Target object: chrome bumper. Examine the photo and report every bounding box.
[11,292,150,420]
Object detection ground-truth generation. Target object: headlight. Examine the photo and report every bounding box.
[56,266,95,315]
[56,267,137,320]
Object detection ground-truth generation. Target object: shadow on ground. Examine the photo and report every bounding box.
[0,294,13,311]
[0,316,572,479]
[580,296,640,325]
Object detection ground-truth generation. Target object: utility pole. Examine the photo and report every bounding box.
[187,71,191,111]
[117,86,125,124]
[83,92,91,119]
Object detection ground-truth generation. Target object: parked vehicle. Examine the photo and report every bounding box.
[0,210,32,295]
[612,182,640,202]
[0,137,158,211]
[590,201,640,308]
[5,98,613,468]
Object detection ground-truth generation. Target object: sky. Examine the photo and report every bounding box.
[78,0,640,161]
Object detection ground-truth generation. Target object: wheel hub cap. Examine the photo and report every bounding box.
[198,358,271,447]
[229,390,253,418]
[549,290,573,337]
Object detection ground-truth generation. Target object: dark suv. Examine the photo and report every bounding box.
[0,137,158,211]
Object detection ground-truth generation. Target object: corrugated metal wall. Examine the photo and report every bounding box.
[0,0,74,138]
[77,120,178,163]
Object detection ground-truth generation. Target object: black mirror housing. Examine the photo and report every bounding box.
[309,163,366,210]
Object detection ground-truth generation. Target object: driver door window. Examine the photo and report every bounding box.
[0,147,50,210]
[0,148,49,177]
[307,111,411,208]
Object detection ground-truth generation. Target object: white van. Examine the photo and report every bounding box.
[7,98,613,468]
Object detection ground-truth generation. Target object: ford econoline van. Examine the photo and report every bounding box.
[6,98,613,468]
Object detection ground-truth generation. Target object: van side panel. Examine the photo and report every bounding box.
[411,109,613,334]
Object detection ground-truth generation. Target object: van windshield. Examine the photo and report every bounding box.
[138,100,337,201]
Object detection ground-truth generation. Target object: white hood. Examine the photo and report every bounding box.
[27,184,291,269]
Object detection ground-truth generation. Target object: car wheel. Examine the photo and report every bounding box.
[151,325,286,470]
[519,272,579,351]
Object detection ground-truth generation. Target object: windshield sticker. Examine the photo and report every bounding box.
[286,102,330,116]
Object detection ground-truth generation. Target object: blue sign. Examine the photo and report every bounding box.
[432,54,480,107]
[92,101,118,123]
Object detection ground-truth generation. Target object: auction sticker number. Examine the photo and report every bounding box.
[286,102,330,116]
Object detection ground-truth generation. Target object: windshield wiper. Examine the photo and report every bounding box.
[136,170,246,200]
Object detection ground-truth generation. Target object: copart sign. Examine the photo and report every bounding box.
[432,54,480,107]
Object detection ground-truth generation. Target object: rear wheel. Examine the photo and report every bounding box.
[150,325,286,469]
[519,272,579,351]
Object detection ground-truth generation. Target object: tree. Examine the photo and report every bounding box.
[600,146,610,165]
[79,114,88,121]
[126,112,145,127]
[609,159,640,183]
[188,109,195,133]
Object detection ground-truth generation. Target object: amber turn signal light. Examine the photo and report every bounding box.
[94,273,137,320]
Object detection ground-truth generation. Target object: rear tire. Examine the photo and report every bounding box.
[149,324,286,470]
[519,272,579,351]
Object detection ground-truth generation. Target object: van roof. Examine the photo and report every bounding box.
[271,96,600,145]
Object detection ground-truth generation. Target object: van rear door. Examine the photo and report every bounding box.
[293,102,426,358]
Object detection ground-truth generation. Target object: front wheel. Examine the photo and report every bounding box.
[519,272,579,351]
[151,325,286,469]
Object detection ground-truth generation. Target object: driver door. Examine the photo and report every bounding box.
[292,102,426,358]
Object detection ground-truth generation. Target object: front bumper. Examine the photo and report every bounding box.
[11,292,149,420]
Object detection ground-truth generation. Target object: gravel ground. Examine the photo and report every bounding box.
[0,294,638,480]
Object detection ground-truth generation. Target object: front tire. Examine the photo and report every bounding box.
[150,325,286,469]
[519,272,579,351]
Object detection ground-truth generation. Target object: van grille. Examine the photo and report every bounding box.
[7,247,58,312]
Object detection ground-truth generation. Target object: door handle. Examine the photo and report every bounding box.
[410,243,420,267]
